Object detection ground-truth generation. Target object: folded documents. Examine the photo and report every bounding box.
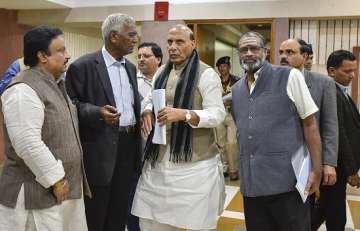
[152,89,166,144]
[291,144,312,203]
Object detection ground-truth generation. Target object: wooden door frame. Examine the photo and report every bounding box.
[352,47,360,106]
[185,18,276,63]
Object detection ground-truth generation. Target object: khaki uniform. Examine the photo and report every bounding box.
[216,74,239,173]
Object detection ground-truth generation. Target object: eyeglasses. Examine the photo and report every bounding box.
[238,45,265,54]
[138,53,155,59]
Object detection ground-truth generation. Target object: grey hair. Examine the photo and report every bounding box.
[170,24,195,41]
[238,31,266,47]
[101,13,136,43]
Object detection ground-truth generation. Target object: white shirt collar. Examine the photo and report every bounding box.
[137,71,145,79]
[137,71,153,85]
[253,67,262,81]
[335,82,349,95]
[102,46,125,68]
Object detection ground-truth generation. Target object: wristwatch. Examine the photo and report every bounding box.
[185,110,192,122]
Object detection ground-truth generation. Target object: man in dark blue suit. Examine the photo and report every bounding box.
[66,13,142,231]
[312,50,360,231]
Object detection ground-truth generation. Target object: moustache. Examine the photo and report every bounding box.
[280,58,288,65]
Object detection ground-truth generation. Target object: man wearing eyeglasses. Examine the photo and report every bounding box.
[66,13,142,231]
[231,31,322,231]
[137,42,163,110]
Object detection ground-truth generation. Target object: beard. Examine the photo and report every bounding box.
[240,56,265,73]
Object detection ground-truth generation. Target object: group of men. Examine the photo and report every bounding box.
[279,38,360,231]
[0,12,359,231]
[233,33,360,231]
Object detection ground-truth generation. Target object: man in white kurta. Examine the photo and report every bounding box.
[132,25,226,231]
[0,25,88,231]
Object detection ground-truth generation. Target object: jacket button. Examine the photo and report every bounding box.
[248,135,252,139]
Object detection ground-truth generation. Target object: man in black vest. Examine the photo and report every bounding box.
[66,14,142,231]
[232,31,322,231]
[312,50,360,231]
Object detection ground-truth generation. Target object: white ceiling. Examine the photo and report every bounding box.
[0,0,69,9]
[0,0,280,10]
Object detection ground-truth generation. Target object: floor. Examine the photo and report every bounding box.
[1,163,359,231]
[215,179,360,231]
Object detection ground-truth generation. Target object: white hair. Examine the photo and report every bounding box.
[170,24,194,40]
[101,13,136,43]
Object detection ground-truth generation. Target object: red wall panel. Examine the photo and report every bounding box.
[0,9,31,77]
[0,9,32,163]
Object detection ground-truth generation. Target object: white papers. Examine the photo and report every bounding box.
[291,145,312,203]
[222,93,232,102]
[152,89,166,144]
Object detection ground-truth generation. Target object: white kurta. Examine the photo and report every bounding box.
[250,68,318,119]
[132,67,226,230]
[0,83,87,231]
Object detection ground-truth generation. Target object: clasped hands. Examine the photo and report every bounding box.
[142,107,187,136]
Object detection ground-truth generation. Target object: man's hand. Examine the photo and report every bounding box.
[100,105,120,125]
[224,100,232,107]
[157,107,186,126]
[53,179,70,203]
[306,169,322,195]
[348,174,360,188]
[302,115,322,195]
[322,165,337,186]
[142,110,154,136]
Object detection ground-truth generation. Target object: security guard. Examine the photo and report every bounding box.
[216,56,240,181]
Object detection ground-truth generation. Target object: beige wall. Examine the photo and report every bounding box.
[62,25,140,65]
[18,0,360,25]
[62,27,103,64]
[140,20,184,64]
[290,19,360,66]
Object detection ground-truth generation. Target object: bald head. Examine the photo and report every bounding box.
[279,39,305,69]
[281,39,300,48]
[169,24,195,41]
[167,24,196,65]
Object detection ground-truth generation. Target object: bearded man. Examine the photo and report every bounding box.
[231,31,322,231]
